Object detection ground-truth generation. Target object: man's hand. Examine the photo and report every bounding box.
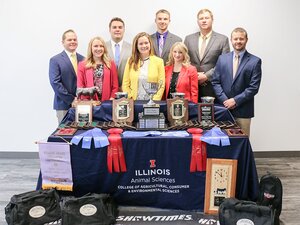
[223,98,236,109]
[197,72,208,85]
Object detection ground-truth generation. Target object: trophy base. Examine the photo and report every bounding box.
[143,104,160,116]
[136,113,167,130]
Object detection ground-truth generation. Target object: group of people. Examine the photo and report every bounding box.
[49,8,262,136]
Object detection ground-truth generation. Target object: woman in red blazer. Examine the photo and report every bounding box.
[77,36,118,101]
[165,42,198,103]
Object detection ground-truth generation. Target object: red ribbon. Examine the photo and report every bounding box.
[107,128,127,173]
[187,128,207,172]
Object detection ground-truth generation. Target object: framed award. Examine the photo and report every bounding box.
[204,158,237,214]
[167,98,188,126]
[112,98,134,124]
[75,101,93,123]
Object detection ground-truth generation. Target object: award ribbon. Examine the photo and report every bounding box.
[107,128,127,173]
[200,127,230,146]
[187,128,207,172]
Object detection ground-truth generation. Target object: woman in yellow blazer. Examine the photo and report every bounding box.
[122,32,165,100]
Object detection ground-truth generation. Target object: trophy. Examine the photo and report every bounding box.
[115,92,128,99]
[137,81,166,130]
[198,96,215,124]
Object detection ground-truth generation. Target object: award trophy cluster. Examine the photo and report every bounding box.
[137,82,166,130]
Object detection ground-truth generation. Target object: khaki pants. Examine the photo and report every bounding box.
[235,118,251,137]
[56,110,68,125]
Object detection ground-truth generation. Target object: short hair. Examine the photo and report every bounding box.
[62,29,75,41]
[197,9,213,20]
[109,17,125,28]
[155,9,170,17]
[231,27,248,39]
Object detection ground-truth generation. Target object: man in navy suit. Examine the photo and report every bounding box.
[151,9,182,65]
[211,27,262,136]
[49,29,84,124]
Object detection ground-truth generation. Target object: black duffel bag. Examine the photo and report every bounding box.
[219,198,274,225]
[61,193,118,225]
[5,189,61,225]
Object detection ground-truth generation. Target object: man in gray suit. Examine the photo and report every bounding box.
[184,9,230,100]
[151,9,182,65]
[106,17,132,90]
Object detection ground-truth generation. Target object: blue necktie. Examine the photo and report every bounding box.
[115,43,120,67]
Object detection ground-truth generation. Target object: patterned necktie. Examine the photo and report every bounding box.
[233,54,240,78]
[70,53,77,75]
[199,36,207,59]
[158,34,164,57]
[115,43,120,67]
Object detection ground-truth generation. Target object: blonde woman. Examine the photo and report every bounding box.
[165,42,198,103]
[77,36,118,101]
[122,32,165,100]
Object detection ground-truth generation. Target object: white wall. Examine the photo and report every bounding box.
[0,0,299,152]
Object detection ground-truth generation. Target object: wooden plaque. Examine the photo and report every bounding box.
[75,101,93,123]
[167,98,188,126]
[112,98,134,124]
[204,158,237,214]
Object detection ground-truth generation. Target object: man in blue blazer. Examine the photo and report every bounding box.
[211,27,262,136]
[49,29,84,124]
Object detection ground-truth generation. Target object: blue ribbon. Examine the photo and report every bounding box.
[70,128,109,149]
[200,127,230,146]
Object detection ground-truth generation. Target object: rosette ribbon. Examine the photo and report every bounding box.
[187,128,207,172]
[107,128,127,173]
[200,127,230,146]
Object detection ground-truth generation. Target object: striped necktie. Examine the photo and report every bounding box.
[158,34,164,57]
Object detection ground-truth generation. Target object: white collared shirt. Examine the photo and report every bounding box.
[110,40,124,56]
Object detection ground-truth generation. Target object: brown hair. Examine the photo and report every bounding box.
[129,32,154,71]
[231,27,248,39]
[155,9,170,17]
[62,29,75,41]
[109,17,125,28]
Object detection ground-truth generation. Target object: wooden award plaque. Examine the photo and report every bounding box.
[167,98,188,126]
[75,101,93,123]
[112,98,134,124]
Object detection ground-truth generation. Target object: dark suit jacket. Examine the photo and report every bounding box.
[164,65,198,103]
[151,32,182,65]
[184,31,230,99]
[211,51,262,118]
[77,60,119,101]
[49,51,84,110]
[106,40,132,88]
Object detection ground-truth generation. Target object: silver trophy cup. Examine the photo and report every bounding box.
[142,81,162,106]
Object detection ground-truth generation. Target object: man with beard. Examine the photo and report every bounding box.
[151,9,182,65]
[211,27,262,136]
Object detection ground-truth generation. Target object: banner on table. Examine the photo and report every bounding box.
[38,142,73,191]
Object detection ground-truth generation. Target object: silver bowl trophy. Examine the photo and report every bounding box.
[198,96,215,124]
[137,81,166,130]
[115,92,128,99]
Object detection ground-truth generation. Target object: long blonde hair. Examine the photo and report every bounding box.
[129,32,154,71]
[166,42,191,67]
[85,36,111,69]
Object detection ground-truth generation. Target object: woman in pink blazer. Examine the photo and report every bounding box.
[164,42,198,103]
[77,36,118,101]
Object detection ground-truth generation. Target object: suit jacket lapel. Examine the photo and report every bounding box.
[61,51,76,76]
[233,51,250,82]
[152,34,159,55]
[176,66,187,88]
[192,32,201,62]
[201,31,216,61]
[162,34,172,58]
